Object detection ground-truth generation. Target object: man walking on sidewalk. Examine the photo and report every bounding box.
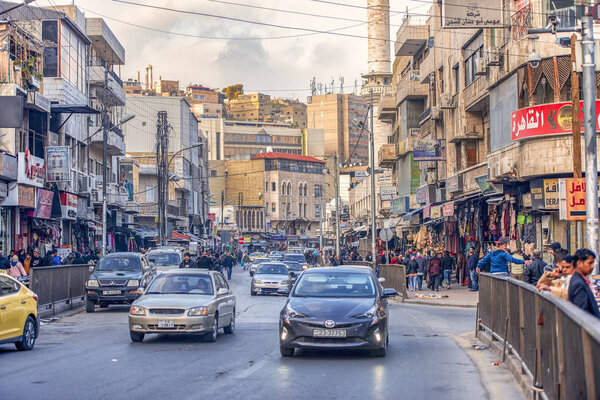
[441,251,454,290]
[467,247,479,291]
[427,252,442,291]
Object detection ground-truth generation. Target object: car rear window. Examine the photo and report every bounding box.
[294,272,375,298]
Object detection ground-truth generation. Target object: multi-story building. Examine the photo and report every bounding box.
[0,2,134,254]
[123,96,207,236]
[384,0,593,256]
[223,152,325,244]
[226,93,273,122]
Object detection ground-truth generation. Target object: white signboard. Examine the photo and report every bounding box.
[46,146,70,182]
[355,170,368,181]
[380,186,398,201]
[442,0,503,29]
[17,152,45,187]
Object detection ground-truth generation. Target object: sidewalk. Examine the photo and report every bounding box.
[401,283,478,308]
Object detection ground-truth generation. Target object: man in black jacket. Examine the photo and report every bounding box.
[197,253,213,269]
[524,250,547,285]
[441,251,454,290]
[179,252,198,269]
[222,252,234,280]
[569,248,600,318]
[467,247,479,291]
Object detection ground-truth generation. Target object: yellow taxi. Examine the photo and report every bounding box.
[0,273,40,351]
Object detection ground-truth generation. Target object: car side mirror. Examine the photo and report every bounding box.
[217,288,229,295]
[136,287,144,295]
[277,287,290,295]
[378,277,386,284]
[383,288,397,298]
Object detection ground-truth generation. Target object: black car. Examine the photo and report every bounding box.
[84,253,156,312]
[278,266,397,357]
[283,261,303,283]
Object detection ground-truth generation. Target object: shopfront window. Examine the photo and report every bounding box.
[0,208,13,254]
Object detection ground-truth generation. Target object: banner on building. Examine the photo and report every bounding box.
[18,151,45,187]
[410,153,421,193]
[60,192,78,220]
[512,100,600,141]
[563,178,588,220]
[530,179,545,209]
[34,189,54,219]
[543,179,559,210]
[18,185,35,208]
[414,139,443,161]
[442,202,455,216]
[442,0,503,29]
[0,152,17,181]
[45,146,70,182]
[380,186,397,201]
[430,206,442,219]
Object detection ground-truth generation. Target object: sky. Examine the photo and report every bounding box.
[36,0,428,101]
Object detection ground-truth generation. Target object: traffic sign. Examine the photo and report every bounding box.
[239,238,244,245]
[379,228,393,241]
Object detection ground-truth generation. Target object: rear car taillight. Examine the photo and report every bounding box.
[32,294,38,302]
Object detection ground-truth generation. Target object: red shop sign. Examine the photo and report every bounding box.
[511,100,600,141]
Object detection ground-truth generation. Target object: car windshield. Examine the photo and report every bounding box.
[146,274,214,295]
[294,272,376,298]
[284,262,302,271]
[96,256,142,271]
[283,254,306,263]
[257,264,288,275]
[147,253,181,266]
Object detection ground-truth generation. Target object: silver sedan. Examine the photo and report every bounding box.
[128,269,236,342]
[251,262,291,296]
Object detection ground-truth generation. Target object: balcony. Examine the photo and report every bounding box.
[394,19,428,57]
[378,144,396,168]
[378,92,397,122]
[89,65,126,106]
[396,75,428,106]
[107,184,128,208]
[90,129,125,156]
[124,201,140,214]
[86,18,126,66]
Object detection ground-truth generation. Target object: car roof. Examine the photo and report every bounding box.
[102,252,142,258]
[162,268,213,275]
[258,262,287,267]
[147,249,180,254]
[304,266,373,274]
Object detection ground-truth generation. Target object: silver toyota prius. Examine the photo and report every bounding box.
[128,269,236,342]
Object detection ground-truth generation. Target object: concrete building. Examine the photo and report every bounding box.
[306,93,369,164]
[226,93,273,122]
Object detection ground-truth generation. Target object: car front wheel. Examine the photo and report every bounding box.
[15,316,36,351]
[85,296,95,313]
[130,331,145,342]
[205,316,218,342]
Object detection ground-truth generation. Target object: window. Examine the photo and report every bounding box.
[465,140,478,168]
[272,203,276,212]
[299,183,303,196]
[464,46,483,87]
[314,185,322,197]
[215,132,221,160]
[145,186,156,202]
[304,204,307,218]
[453,64,460,93]
[194,95,199,99]
[282,182,286,194]
[272,182,276,191]
[315,203,321,218]
[42,20,59,77]
[265,182,269,192]
[0,276,19,296]
[211,170,217,177]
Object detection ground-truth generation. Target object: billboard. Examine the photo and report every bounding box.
[46,146,70,182]
[413,139,443,161]
[442,0,503,29]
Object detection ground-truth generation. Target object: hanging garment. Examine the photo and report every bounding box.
[523,222,535,243]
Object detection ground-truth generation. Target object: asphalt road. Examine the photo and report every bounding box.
[0,266,523,400]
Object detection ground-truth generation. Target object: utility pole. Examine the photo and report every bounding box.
[319,187,324,250]
[101,67,108,256]
[155,111,169,246]
[369,89,377,275]
[581,14,599,273]
[162,116,169,245]
[156,113,163,245]
[572,33,583,249]
[334,153,340,258]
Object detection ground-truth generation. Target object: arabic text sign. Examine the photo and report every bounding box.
[442,0,503,29]
[565,178,586,220]
[543,179,559,210]
[413,139,443,161]
[34,189,54,219]
[512,100,600,140]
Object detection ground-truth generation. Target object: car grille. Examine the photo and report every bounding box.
[147,324,187,330]
[297,321,364,329]
[297,337,365,344]
[99,280,127,286]
[149,308,185,315]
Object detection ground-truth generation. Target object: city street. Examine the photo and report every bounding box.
[0,267,523,400]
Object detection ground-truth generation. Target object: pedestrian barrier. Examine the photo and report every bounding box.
[478,273,600,399]
[30,264,90,313]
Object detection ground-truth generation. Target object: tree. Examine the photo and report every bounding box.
[222,84,244,100]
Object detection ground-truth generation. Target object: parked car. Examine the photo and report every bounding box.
[0,274,39,351]
[283,261,303,283]
[85,253,157,313]
[249,257,270,276]
[283,253,309,270]
[128,269,235,342]
[146,249,182,271]
[278,266,397,357]
[251,262,291,296]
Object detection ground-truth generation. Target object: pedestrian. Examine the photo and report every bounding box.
[64,253,75,265]
[549,241,562,265]
[8,255,27,278]
[222,252,234,279]
[537,254,574,300]
[441,251,454,290]
[415,253,426,291]
[568,248,600,318]
[477,237,530,277]
[73,252,85,265]
[524,249,548,285]
[197,253,213,269]
[31,250,41,269]
[23,252,32,275]
[52,250,62,266]
[427,252,442,291]
[407,256,418,291]
[467,247,479,291]
[509,249,525,281]
[179,252,198,268]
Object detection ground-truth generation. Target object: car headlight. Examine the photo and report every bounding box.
[286,303,307,318]
[127,280,140,287]
[302,264,309,270]
[188,306,208,316]
[87,279,99,287]
[353,305,377,320]
[280,280,290,285]
[254,280,263,284]
[129,306,147,316]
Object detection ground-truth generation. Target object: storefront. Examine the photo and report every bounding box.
[0,152,18,254]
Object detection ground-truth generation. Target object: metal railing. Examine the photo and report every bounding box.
[478,273,600,400]
[30,264,91,312]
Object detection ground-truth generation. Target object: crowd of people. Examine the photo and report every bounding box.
[0,248,100,281]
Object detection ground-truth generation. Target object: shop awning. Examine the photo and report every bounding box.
[171,231,191,241]
[402,207,424,221]
[50,103,100,114]
[353,225,369,232]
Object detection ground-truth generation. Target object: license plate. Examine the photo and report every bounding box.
[313,329,347,338]
[103,290,121,295]
[158,319,174,328]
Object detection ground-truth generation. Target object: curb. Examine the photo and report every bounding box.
[402,299,477,308]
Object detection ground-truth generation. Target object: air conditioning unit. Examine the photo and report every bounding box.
[439,93,456,109]
[409,69,420,81]
[475,58,488,75]
[487,47,502,66]
[79,175,90,193]
[430,106,442,120]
